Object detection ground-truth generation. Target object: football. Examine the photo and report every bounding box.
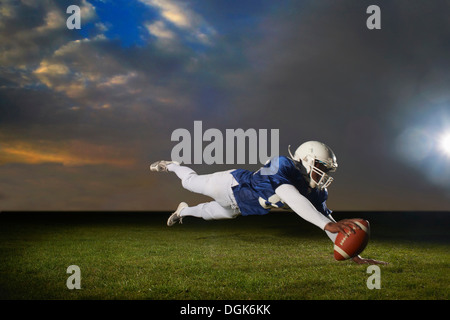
[334,219,370,261]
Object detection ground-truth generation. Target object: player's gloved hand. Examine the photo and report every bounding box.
[324,219,361,235]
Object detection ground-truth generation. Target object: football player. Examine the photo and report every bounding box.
[150,141,387,265]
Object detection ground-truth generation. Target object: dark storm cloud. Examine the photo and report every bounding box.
[0,0,96,66]
[0,0,221,163]
[0,0,244,212]
[0,0,246,130]
[203,0,450,209]
[228,0,450,123]
[0,0,449,210]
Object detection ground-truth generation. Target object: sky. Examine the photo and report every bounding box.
[1,0,450,212]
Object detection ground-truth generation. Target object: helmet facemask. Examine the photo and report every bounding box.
[309,159,335,189]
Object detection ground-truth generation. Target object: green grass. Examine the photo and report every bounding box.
[0,211,448,300]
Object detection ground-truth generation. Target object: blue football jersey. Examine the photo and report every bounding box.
[230,156,332,217]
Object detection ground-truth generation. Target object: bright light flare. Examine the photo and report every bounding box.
[439,131,450,157]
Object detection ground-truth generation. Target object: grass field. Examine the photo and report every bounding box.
[0,211,448,300]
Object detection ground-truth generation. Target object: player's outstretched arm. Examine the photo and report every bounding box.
[275,184,333,230]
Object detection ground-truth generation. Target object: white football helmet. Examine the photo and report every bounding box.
[288,141,338,189]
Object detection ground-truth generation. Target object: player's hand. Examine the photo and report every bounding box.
[324,219,361,235]
[352,255,388,265]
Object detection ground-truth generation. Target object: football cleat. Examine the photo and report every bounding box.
[149,160,179,172]
[167,202,188,226]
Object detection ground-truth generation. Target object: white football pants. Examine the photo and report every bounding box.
[167,163,241,220]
